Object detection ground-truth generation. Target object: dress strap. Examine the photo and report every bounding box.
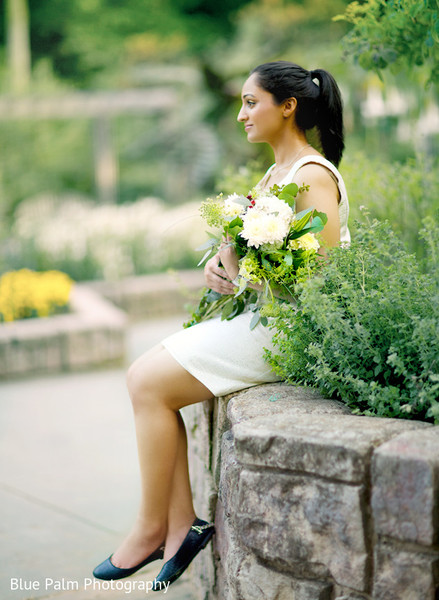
[280,155,341,186]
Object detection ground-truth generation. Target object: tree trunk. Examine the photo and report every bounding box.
[6,0,31,94]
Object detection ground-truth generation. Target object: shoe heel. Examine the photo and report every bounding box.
[200,530,214,550]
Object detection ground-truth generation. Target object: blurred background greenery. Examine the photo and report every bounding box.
[0,0,438,281]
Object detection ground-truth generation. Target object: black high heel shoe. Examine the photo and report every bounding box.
[93,543,165,581]
[152,517,215,591]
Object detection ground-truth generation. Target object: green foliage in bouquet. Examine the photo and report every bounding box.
[185,182,327,330]
[266,215,439,424]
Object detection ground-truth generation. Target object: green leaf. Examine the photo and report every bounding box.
[195,238,218,252]
[284,252,293,266]
[250,311,261,330]
[205,289,222,302]
[313,210,328,226]
[278,183,299,206]
[221,299,235,320]
[293,208,314,230]
[261,257,272,270]
[197,247,214,266]
[234,279,249,297]
[227,225,243,238]
[308,216,325,229]
[282,182,299,196]
[227,216,243,229]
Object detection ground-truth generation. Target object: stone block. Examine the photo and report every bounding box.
[90,269,205,320]
[64,328,96,367]
[233,552,333,600]
[373,540,439,600]
[236,469,368,591]
[184,400,214,467]
[218,431,241,517]
[212,396,233,488]
[333,593,369,600]
[372,427,439,545]
[292,578,333,600]
[227,383,350,426]
[184,401,217,521]
[213,500,230,600]
[233,412,428,483]
[215,498,248,600]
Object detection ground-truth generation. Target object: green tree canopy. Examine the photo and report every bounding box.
[0,0,255,86]
[335,0,439,85]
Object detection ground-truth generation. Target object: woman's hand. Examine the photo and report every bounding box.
[204,238,239,295]
[218,237,239,280]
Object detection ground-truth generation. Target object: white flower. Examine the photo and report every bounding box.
[223,194,247,218]
[253,195,293,222]
[288,233,320,252]
[241,210,289,249]
[240,193,293,249]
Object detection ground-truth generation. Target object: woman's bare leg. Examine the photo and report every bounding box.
[110,344,213,568]
[163,410,198,560]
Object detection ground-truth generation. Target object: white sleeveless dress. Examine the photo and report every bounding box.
[162,156,350,396]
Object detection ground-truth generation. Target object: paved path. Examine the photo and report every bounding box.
[0,316,198,600]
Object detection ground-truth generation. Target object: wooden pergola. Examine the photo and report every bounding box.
[0,88,176,203]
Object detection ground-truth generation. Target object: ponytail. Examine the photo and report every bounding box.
[310,69,344,167]
[251,61,345,167]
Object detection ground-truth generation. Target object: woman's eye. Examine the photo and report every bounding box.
[247,100,256,107]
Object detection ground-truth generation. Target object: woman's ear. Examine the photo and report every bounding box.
[282,97,297,117]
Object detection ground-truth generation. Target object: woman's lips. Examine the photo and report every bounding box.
[245,124,253,131]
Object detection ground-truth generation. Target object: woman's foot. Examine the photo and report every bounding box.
[93,517,167,581]
[109,517,166,569]
[153,518,215,591]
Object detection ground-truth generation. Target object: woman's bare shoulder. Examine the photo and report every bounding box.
[293,161,340,201]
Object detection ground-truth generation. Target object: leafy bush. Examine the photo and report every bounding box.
[267,216,439,423]
[342,152,439,267]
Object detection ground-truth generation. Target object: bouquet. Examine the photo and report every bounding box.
[184,182,327,329]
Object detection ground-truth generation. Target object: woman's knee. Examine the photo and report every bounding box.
[126,356,159,410]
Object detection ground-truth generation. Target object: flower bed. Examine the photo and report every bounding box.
[0,269,205,378]
[4,194,205,281]
[0,269,73,322]
[0,285,127,378]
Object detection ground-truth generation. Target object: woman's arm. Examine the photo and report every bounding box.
[293,163,341,249]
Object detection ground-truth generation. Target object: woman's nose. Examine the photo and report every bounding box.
[237,105,246,122]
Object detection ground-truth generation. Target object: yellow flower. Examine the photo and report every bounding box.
[288,233,320,252]
[0,269,74,322]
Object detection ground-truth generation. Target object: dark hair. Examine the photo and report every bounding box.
[250,61,345,167]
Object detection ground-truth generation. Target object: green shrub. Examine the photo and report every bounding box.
[342,153,439,267]
[267,216,439,423]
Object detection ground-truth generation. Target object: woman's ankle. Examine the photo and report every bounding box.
[163,514,197,561]
[111,520,166,569]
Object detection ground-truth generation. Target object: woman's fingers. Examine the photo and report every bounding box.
[207,269,235,294]
[204,255,236,295]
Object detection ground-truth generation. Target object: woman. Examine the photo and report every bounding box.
[93,60,350,589]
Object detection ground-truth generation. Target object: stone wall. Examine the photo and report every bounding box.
[0,285,127,378]
[0,269,204,378]
[89,269,205,321]
[184,383,439,600]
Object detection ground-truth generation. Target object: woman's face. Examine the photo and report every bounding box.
[237,73,287,144]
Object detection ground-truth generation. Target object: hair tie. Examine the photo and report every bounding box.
[310,70,320,87]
